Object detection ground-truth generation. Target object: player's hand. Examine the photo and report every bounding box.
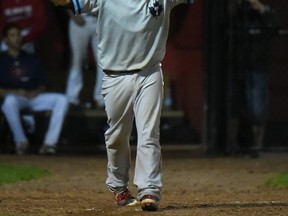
[51,0,70,6]
[248,0,267,13]
[72,16,86,26]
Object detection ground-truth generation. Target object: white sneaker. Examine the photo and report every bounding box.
[39,145,56,155]
[15,142,29,155]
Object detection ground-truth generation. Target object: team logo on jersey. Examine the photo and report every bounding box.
[149,1,163,18]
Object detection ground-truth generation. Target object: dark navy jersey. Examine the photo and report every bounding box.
[0,50,47,90]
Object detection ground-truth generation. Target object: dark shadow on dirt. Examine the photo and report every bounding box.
[161,202,288,211]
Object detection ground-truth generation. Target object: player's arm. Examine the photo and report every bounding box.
[51,0,98,15]
[0,88,29,98]
[26,86,46,99]
[0,88,45,99]
[0,88,8,98]
[248,0,281,31]
[249,0,267,14]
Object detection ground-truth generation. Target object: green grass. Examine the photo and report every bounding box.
[266,172,288,188]
[0,163,50,186]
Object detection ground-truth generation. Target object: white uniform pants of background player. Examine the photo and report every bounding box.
[1,93,69,148]
[102,65,163,201]
[66,15,104,107]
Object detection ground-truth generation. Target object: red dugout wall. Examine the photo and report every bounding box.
[162,1,203,134]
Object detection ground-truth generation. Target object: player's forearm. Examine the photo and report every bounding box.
[0,87,46,99]
[249,0,268,14]
[26,87,46,99]
[51,0,97,15]
[0,89,5,98]
[0,88,28,97]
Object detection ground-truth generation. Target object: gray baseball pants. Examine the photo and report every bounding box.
[102,64,163,201]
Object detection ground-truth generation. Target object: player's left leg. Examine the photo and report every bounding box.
[245,70,268,157]
[1,94,31,154]
[133,65,164,211]
[66,17,90,105]
[30,93,69,154]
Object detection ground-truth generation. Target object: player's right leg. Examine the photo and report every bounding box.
[1,94,30,154]
[102,73,137,206]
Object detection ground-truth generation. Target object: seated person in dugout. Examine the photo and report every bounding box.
[0,23,69,155]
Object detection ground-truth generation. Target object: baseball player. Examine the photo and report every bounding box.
[0,23,69,155]
[227,0,280,157]
[66,12,104,108]
[51,0,193,211]
[0,0,49,148]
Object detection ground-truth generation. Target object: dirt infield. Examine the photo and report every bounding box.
[0,149,288,216]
